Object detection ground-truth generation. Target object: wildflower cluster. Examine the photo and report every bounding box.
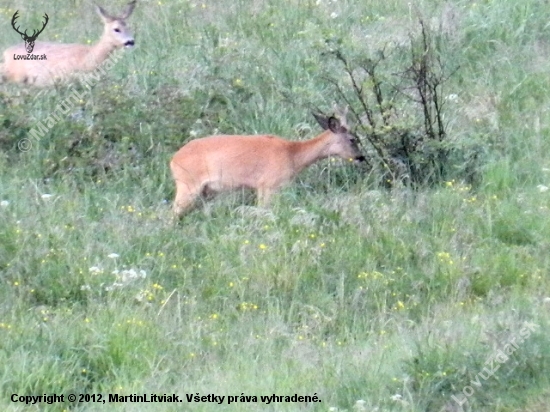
[121,205,138,214]
[106,268,147,291]
[117,317,146,327]
[119,204,159,220]
[356,269,417,312]
[80,253,150,294]
[135,283,166,304]
[38,308,51,323]
[356,270,391,289]
[0,322,12,330]
[445,180,477,203]
[0,7,15,16]
[237,302,259,312]
[436,251,454,265]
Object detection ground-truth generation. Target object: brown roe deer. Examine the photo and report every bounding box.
[170,112,365,217]
[1,1,136,86]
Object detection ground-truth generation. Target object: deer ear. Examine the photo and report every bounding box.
[121,0,136,19]
[312,113,329,130]
[327,116,342,133]
[95,4,112,21]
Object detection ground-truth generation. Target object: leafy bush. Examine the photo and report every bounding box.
[322,17,483,188]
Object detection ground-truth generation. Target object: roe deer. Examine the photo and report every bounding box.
[170,111,366,217]
[1,1,136,86]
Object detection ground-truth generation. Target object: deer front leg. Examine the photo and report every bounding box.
[173,181,200,218]
[257,187,276,207]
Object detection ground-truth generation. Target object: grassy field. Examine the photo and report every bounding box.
[1,0,550,411]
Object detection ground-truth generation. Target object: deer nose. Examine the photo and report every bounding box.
[124,39,135,47]
[355,155,366,163]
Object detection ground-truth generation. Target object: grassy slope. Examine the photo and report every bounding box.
[1,0,550,411]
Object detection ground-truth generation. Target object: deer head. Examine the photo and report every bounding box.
[11,11,49,54]
[312,108,366,164]
[96,1,136,48]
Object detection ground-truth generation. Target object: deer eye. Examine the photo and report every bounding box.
[114,28,121,33]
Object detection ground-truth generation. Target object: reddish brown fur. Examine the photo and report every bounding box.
[1,1,136,86]
[170,113,364,216]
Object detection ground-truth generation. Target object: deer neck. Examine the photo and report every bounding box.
[290,131,333,173]
[83,36,117,70]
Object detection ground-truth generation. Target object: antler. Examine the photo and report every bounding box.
[11,11,26,38]
[11,11,48,40]
[30,13,49,40]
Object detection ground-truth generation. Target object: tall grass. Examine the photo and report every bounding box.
[1,0,550,411]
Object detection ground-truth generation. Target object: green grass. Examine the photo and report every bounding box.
[1,0,550,411]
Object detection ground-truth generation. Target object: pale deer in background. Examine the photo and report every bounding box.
[1,1,136,86]
[170,110,366,217]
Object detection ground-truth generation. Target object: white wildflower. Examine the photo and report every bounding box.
[390,393,408,406]
[121,269,147,282]
[135,290,149,303]
[354,399,367,411]
[109,268,147,290]
[41,194,54,200]
[120,269,138,283]
[537,184,549,193]
[88,266,103,274]
[108,253,120,259]
[0,200,9,207]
